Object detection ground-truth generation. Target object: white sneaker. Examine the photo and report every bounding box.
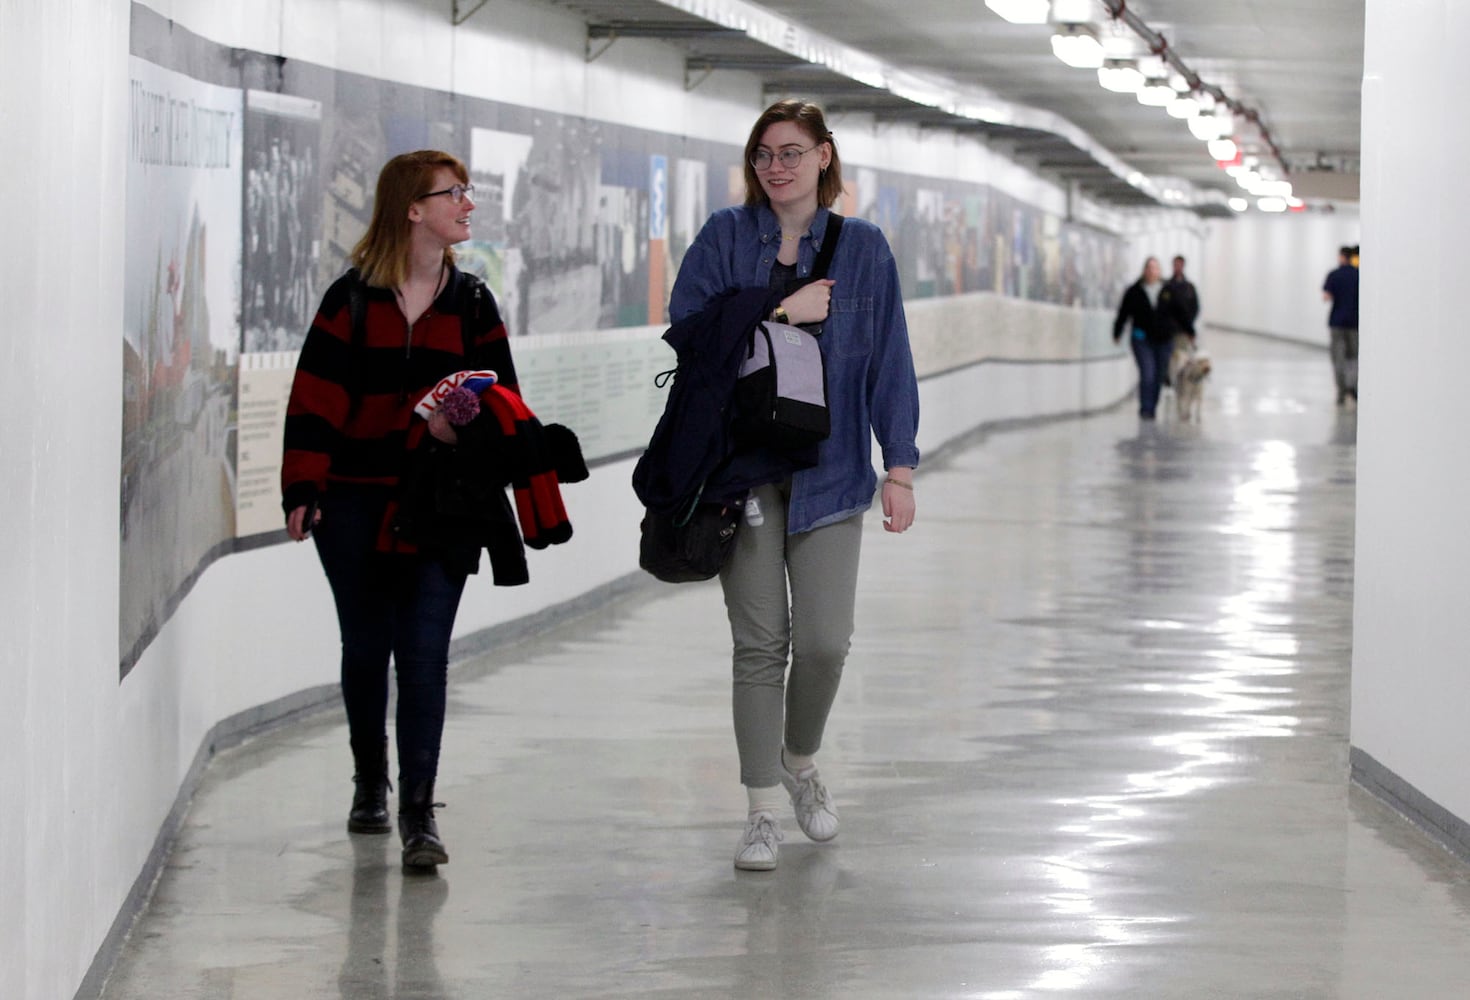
[734,811,783,871]
[780,760,839,842]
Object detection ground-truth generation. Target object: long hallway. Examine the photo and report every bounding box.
[98,333,1470,999]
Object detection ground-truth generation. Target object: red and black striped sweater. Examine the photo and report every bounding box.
[281,265,518,552]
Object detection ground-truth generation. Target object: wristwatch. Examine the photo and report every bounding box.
[771,305,790,324]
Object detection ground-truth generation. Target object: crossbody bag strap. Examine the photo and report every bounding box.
[810,212,844,281]
[793,213,843,336]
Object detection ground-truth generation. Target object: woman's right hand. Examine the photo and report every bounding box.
[286,503,320,542]
[780,279,836,326]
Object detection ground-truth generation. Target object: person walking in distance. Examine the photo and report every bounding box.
[1112,256,1175,420]
[1166,254,1200,344]
[1323,245,1360,405]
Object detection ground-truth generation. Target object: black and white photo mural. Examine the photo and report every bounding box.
[121,1,1125,676]
[122,52,242,675]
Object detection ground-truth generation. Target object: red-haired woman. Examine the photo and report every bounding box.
[282,150,517,870]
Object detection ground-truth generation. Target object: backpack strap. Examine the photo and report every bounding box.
[346,267,367,351]
[345,268,367,420]
[463,272,485,361]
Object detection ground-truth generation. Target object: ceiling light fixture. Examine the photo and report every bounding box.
[1228,197,1249,212]
[1257,197,1288,213]
[1166,95,1199,119]
[1097,59,1144,93]
[1136,54,1166,78]
[1051,24,1106,69]
[1049,0,1091,21]
[1208,137,1239,161]
[1136,77,1174,106]
[1095,0,1289,175]
[1188,113,1222,141]
[984,0,1051,24]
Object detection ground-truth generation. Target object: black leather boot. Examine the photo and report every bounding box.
[398,778,449,870]
[347,736,393,834]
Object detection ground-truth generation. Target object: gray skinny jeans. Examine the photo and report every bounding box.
[719,479,864,788]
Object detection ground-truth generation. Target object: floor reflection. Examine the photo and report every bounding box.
[337,836,450,999]
[991,430,1312,995]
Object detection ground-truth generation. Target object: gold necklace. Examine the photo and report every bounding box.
[781,232,802,242]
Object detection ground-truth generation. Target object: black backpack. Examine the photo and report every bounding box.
[637,496,741,583]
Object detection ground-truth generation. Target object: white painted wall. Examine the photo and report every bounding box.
[2,2,1133,997]
[1,3,132,997]
[1350,0,1470,826]
[1200,208,1361,347]
[1121,208,1207,284]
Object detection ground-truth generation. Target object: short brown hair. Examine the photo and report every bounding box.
[742,100,843,209]
[350,150,468,288]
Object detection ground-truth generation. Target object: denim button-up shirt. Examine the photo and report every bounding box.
[669,204,920,534]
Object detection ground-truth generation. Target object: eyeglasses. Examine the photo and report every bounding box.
[750,146,817,172]
[418,183,476,204]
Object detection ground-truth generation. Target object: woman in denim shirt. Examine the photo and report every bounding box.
[669,100,920,871]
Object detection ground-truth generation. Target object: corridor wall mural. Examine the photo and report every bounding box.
[121,2,1125,676]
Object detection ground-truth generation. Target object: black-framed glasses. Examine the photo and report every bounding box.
[418,183,476,204]
[750,146,817,171]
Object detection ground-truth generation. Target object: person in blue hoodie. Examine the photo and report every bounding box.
[668,99,920,872]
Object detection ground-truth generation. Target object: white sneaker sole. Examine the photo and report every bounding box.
[734,854,777,872]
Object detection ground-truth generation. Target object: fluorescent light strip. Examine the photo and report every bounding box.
[985,0,1051,24]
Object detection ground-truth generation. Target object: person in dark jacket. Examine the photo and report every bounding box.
[1323,245,1360,405]
[281,150,519,871]
[1164,255,1200,341]
[1113,256,1177,420]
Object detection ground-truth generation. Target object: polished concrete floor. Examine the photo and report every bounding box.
[100,333,1470,999]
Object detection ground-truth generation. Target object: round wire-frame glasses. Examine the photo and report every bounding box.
[750,146,817,171]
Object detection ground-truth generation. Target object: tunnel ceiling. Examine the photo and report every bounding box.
[537,0,1364,213]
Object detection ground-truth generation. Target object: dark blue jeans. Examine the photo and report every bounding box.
[313,487,468,790]
[1130,335,1174,418]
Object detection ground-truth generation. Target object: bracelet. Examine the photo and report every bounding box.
[884,478,913,491]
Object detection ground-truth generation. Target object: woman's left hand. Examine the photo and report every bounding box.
[882,468,915,533]
[427,411,459,445]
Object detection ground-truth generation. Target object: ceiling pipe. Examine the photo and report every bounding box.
[1098,0,1289,176]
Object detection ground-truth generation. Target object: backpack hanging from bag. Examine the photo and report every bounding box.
[638,492,741,584]
[732,214,844,453]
